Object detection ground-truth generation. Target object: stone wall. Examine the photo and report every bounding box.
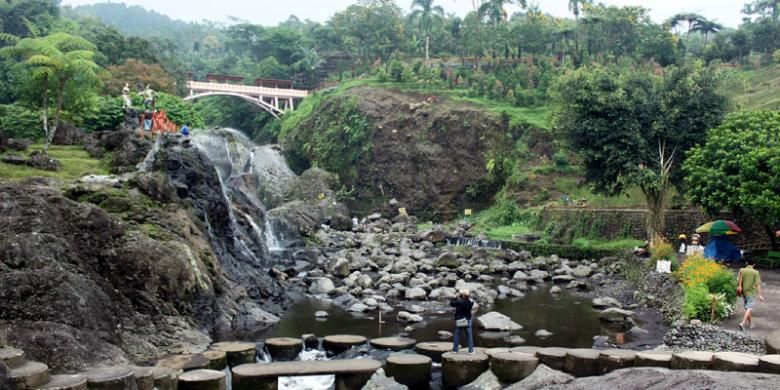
[539,208,771,250]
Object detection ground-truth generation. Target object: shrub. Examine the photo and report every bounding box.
[650,238,674,262]
[683,284,731,322]
[774,49,780,64]
[706,268,738,305]
[674,254,724,288]
[0,104,41,140]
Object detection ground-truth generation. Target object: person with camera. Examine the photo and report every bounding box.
[450,289,478,354]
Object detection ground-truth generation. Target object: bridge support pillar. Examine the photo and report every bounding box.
[274,96,279,110]
[288,98,294,110]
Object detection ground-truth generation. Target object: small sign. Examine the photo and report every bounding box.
[464,209,473,216]
[398,207,407,216]
[318,193,325,200]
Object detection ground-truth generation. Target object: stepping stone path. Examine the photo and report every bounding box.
[441,351,490,388]
[385,353,432,389]
[130,366,155,390]
[156,354,210,372]
[37,374,88,390]
[415,342,455,363]
[369,337,416,351]
[511,346,542,356]
[536,347,569,371]
[264,337,302,361]
[322,335,368,354]
[564,349,601,377]
[712,352,760,372]
[758,355,780,374]
[177,369,226,390]
[671,351,713,370]
[82,367,136,390]
[151,367,178,390]
[9,361,50,389]
[231,359,381,390]
[598,349,636,373]
[209,342,257,367]
[490,351,538,383]
[634,351,672,368]
[202,350,227,371]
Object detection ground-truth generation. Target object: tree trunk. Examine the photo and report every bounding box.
[643,188,666,242]
[425,34,430,62]
[47,78,66,154]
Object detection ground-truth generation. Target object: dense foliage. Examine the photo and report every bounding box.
[684,111,780,244]
[676,255,737,322]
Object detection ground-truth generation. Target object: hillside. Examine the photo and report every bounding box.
[729,64,780,111]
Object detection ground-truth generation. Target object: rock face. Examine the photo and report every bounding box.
[283,87,514,216]
[550,367,780,389]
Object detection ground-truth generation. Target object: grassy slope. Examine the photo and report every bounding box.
[0,144,110,181]
[728,64,780,111]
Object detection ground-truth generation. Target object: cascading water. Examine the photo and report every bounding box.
[446,236,503,250]
[191,128,298,257]
[136,136,162,172]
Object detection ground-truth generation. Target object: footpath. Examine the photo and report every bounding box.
[723,268,780,339]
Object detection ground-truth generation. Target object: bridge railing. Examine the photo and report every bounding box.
[186,81,308,98]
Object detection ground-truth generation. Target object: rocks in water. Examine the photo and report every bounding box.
[460,369,502,390]
[404,287,427,300]
[476,312,522,331]
[314,311,329,318]
[329,258,351,277]
[397,311,423,323]
[309,278,336,295]
[598,308,635,324]
[534,329,553,339]
[438,331,453,340]
[571,265,592,278]
[348,303,369,313]
[435,252,459,268]
[549,286,561,294]
[361,368,408,390]
[592,297,622,309]
[505,364,574,390]
[504,335,526,345]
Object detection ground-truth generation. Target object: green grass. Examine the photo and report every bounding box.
[0,144,110,181]
[728,64,780,111]
[485,223,533,240]
[571,237,644,250]
[552,177,646,208]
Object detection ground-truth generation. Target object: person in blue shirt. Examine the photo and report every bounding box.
[180,124,190,137]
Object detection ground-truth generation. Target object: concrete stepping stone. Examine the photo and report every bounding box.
[441,351,489,388]
[564,349,601,377]
[536,347,569,371]
[598,349,636,373]
[415,342,454,363]
[712,352,760,372]
[177,369,226,390]
[510,346,542,356]
[82,367,135,390]
[36,374,87,390]
[490,351,538,383]
[151,366,178,390]
[671,351,713,370]
[202,350,227,371]
[156,354,210,372]
[9,361,49,389]
[484,347,511,358]
[634,351,672,368]
[264,337,301,362]
[130,366,155,390]
[209,342,257,367]
[758,355,780,374]
[0,348,25,369]
[385,353,432,389]
[766,329,780,354]
[322,335,368,355]
[369,337,416,351]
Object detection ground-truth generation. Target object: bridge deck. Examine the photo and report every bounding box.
[186,81,308,98]
[231,359,381,377]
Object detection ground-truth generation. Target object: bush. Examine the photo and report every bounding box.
[650,238,674,262]
[674,254,723,288]
[682,284,731,322]
[80,97,123,132]
[774,49,780,64]
[0,104,41,140]
[707,268,738,305]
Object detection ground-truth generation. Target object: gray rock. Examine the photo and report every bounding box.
[435,252,459,268]
[309,277,335,295]
[314,311,329,318]
[503,335,526,345]
[592,297,622,309]
[477,312,522,331]
[329,257,351,277]
[552,275,575,284]
[361,368,408,390]
[572,265,593,278]
[505,364,574,389]
[438,330,453,340]
[461,369,502,390]
[599,308,636,323]
[404,287,427,300]
[397,311,423,323]
[548,367,780,389]
[550,286,562,294]
[429,287,457,300]
[529,269,550,281]
[513,271,529,281]
[535,329,553,338]
[349,303,369,312]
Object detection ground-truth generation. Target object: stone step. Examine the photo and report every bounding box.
[9,361,50,389]
[263,338,301,362]
[414,341,454,363]
[634,351,672,368]
[0,348,26,369]
[151,366,178,390]
[35,374,87,390]
[671,351,713,370]
[598,349,636,374]
[490,351,538,383]
[441,351,489,388]
[177,369,226,390]
[564,349,601,377]
[322,335,368,355]
[758,355,780,374]
[712,352,760,372]
[208,342,257,367]
[130,366,155,390]
[81,367,136,390]
[368,337,416,352]
[156,354,210,372]
[385,353,431,389]
[536,347,569,371]
[202,350,228,371]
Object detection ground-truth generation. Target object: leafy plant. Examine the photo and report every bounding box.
[650,238,674,261]
[0,103,41,139]
[706,268,738,305]
[674,254,724,288]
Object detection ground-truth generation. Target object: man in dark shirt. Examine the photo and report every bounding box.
[450,289,475,354]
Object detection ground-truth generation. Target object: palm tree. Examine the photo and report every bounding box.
[410,0,445,61]
[478,0,526,28]
[1,33,101,153]
[668,13,705,36]
[690,19,723,47]
[568,0,592,23]
[294,46,324,87]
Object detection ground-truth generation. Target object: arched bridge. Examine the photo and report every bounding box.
[184,80,309,118]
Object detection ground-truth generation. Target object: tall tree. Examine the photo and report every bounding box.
[691,19,723,47]
[1,32,102,153]
[410,0,445,61]
[478,0,526,27]
[667,12,705,36]
[743,0,780,21]
[568,0,592,23]
[554,62,728,240]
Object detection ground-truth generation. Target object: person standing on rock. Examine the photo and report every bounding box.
[737,258,765,331]
[450,289,477,354]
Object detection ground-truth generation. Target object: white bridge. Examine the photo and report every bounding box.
[184,80,309,118]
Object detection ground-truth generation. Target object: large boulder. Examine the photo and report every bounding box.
[461,369,502,390]
[309,278,336,295]
[361,368,408,390]
[405,287,427,300]
[476,312,522,331]
[505,364,574,390]
[26,151,61,171]
[435,252,459,268]
[599,308,635,323]
[51,122,86,145]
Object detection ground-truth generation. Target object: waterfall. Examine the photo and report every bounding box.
[136,136,162,172]
[446,236,503,250]
[191,128,298,257]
